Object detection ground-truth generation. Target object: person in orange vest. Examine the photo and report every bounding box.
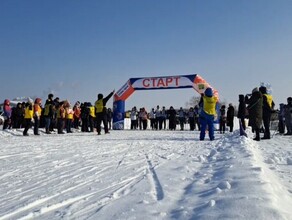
[33,98,42,135]
[23,101,33,136]
[73,101,81,129]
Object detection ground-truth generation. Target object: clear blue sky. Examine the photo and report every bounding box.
[1,0,292,110]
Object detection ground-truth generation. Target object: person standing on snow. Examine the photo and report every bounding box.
[73,101,81,129]
[199,87,218,141]
[237,94,247,130]
[95,90,115,135]
[3,99,12,130]
[33,98,42,135]
[130,106,138,130]
[219,105,226,134]
[245,87,263,141]
[259,86,275,139]
[227,103,235,132]
[56,101,66,134]
[107,108,113,130]
[149,108,156,130]
[178,107,186,131]
[278,103,285,134]
[167,106,177,130]
[23,101,33,136]
[187,107,195,131]
[194,105,200,131]
[161,106,167,130]
[43,94,54,134]
[284,97,292,135]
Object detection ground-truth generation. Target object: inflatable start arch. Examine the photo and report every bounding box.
[113,74,219,130]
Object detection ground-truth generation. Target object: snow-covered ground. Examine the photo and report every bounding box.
[0,122,292,220]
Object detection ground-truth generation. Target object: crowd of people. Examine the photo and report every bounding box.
[128,105,201,131]
[1,85,290,141]
[1,91,115,136]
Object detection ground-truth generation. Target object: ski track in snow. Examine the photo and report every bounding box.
[145,153,164,201]
[0,127,292,219]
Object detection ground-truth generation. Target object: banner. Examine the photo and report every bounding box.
[113,74,219,130]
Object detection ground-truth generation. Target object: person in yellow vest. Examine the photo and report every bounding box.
[95,90,115,135]
[89,103,96,132]
[199,87,218,141]
[65,102,74,133]
[56,101,66,134]
[23,101,33,136]
[33,98,42,135]
[43,94,54,134]
[259,86,275,139]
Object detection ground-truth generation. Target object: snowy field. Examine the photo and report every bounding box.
[0,122,292,220]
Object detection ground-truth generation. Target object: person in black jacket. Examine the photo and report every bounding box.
[80,102,89,132]
[245,88,263,141]
[94,90,115,135]
[227,103,235,132]
[12,102,24,128]
[167,106,177,130]
[43,94,55,134]
[219,105,226,134]
[237,94,247,130]
[107,108,113,130]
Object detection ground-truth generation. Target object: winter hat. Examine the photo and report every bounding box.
[259,86,267,94]
[239,94,245,102]
[252,87,259,94]
[98,93,103,99]
[4,99,10,105]
[48,93,54,99]
[204,88,213,97]
[35,98,42,104]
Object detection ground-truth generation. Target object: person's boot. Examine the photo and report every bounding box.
[254,130,260,141]
[253,137,260,141]
[262,131,271,139]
